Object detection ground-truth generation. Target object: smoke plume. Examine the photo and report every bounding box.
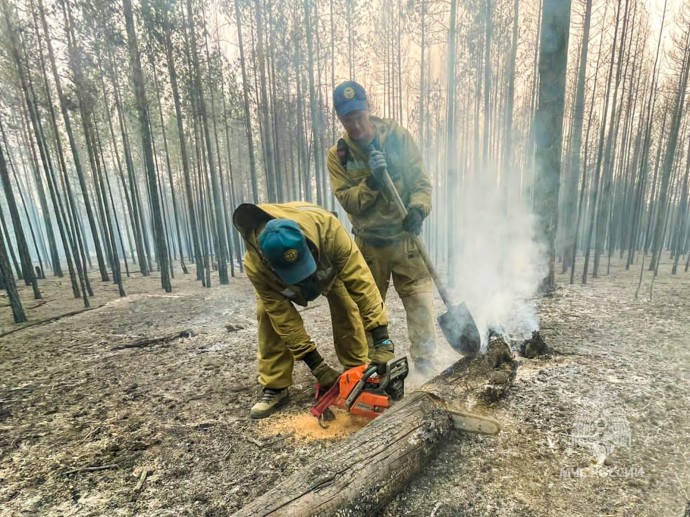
[446,172,548,352]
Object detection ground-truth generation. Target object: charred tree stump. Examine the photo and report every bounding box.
[234,338,516,517]
[519,331,551,358]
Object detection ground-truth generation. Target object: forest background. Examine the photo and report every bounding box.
[0,0,689,328]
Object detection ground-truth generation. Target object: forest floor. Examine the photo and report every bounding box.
[0,255,689,516]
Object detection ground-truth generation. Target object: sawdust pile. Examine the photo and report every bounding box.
[259,409,369,442]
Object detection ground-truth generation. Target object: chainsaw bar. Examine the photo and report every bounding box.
[447,409,501,435]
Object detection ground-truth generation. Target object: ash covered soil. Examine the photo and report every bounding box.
[0,256,689,516]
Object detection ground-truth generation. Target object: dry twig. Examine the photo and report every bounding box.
[63,464,118,476]
[0,309,91,338]
[134,469,149,492]
[111,329,194,351]
[244,436,264,447]
[430,502,444,517]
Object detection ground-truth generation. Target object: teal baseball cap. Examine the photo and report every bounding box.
[333,80,367,116]
[258,219,316,285]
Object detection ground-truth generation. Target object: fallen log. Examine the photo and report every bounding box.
[234,337,516,517]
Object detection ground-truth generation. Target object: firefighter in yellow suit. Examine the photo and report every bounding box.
[327,80,436,375]
[233,202,395,418]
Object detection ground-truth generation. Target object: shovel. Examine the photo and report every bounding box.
[367,149,481,356]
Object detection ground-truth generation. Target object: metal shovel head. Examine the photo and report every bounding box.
[438,302,481,356]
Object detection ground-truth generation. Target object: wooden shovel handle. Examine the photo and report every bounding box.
[376,168,454,310]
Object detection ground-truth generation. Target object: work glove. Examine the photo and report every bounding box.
[368,150,387,176]
[365,174,380,190]
[369,326,395,374]
[403,206,425,235]
[310,361,341,390]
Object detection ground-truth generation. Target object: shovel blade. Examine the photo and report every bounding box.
[438,302,481,356]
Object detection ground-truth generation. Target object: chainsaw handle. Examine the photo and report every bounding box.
[310,381,341,418]
[344,364,378,411]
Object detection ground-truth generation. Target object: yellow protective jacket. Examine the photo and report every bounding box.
[327,116,432,238]
[233,202,388,360]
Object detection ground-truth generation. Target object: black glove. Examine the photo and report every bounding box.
[369,326,395,374]
[311,362,340,389]
[303,350,340,389]
[403,207,425,235]
[365,175,380,190]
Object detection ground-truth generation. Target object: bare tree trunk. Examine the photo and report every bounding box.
[25,5,88,301]
[35,0,109,283]
[123,0,171,292]
[563,0,592,274]
[445,0,458,287]
[106,45,150,276]
[17,103,63,280]
[0,117,41,299]
[185,0,229,285]
[0,194,25,322]
[304,0,324,206]
[533,0,572,289]
[501,0,519,202]
[482,0,493,171]
[627,8,667,269]
[232,0,260,203]
[161,13,203,281]
[417,0,426,157]
[581,0,622,284]
[649,29,690,271]
[672,137,690,274]
[149,49,188,276]
[593,0,632,277]
[1,123,46,280]
[0,204,21,280]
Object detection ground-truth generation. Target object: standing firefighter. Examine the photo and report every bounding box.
[233,202,395,418]
[327,80,436,375]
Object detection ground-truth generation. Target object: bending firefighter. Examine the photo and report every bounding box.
[233,202,396,418]
[327,80,436,375]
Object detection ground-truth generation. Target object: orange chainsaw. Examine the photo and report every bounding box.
[311,357,409,426]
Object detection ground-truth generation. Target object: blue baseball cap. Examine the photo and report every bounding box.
[258,219,316,285]
[333,81,367,116]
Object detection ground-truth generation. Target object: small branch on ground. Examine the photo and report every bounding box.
[134,469,150,492]
[26,300,48,310]
[0,309,91,338]
[430,502,444,517]
[243,436,264,447]
[63,464,118,476]
[111,329,195,351]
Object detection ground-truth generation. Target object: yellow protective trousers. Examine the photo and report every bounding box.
[256,279,369,388]
[355,236,436,361]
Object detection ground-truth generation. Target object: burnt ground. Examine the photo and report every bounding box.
[0,255,689,516]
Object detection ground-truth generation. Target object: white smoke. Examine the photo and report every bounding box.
[446,172,548,350]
